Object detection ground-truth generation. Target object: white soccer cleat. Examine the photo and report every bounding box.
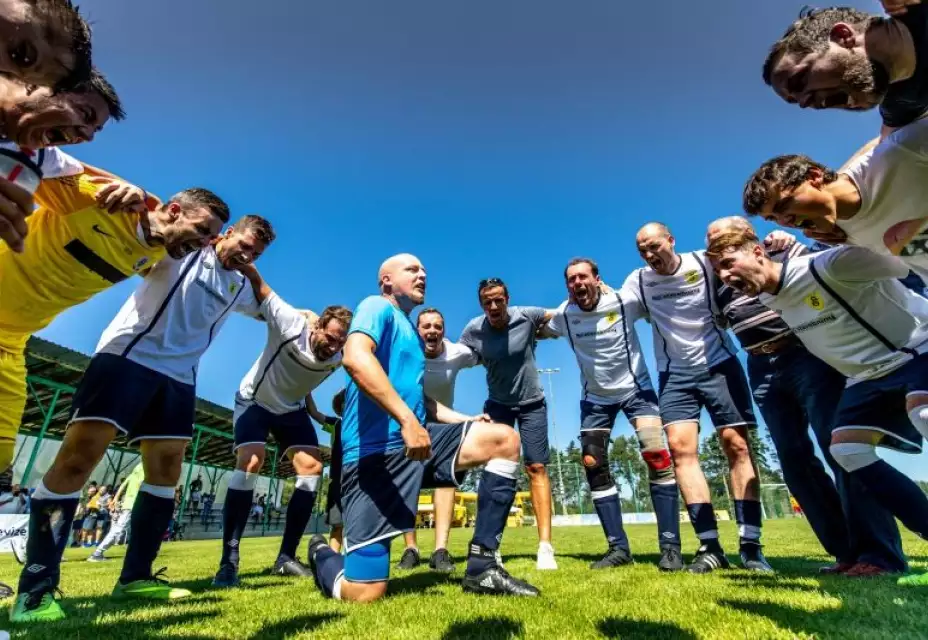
[536,542,558,570]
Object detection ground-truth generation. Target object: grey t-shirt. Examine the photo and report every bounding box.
[459,306,547,406]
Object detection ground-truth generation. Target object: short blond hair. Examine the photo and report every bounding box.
[706,227,760,258]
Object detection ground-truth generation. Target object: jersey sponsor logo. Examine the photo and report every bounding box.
[792,312,837,334]
[194,277,227,303]
[803,292,826,311]
[228,282,239,295]
[683,270,700,285]
[92,224,114,238]
[652,289,699,302]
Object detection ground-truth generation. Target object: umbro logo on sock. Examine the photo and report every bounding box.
[26,564,46,574]
[228,540,239,548]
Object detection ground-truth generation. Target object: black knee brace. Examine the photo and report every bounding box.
[580,432,613,492]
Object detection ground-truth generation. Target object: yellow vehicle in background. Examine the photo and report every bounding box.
[417,491,532,528]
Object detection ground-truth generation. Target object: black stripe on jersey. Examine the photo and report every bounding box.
[0,147,44,178]
[206,275,246,350]
[639,269,671,373]
[561,306,588,398]
[122,250,201,357]
[693,252,736,359]
[809,259,917,358]
[251,334,300,399]
[64,240,128,284]
[616,294,643,393]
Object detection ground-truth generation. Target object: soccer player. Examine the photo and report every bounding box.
[743,120,928,282]
[323,389,345,553]
[628,223,767,573]
[307,254,539,602]
[87,461,145,562]
[706,222,928,582]
[539,258,682,571]
[212,263,352,587]
[12,215,273,623]
[706,217,907,576]
[395,307,480,573]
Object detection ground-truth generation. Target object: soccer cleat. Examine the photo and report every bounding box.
[112,568,192,600]
[536,542,558,571]
[272,554,313,578]
[429,548,456,573]
[590,545,633,570]
[495,549,505,569]
[898,572,928,586]
[739,543,774,573]
[844,562,892,578]
[658,545,685,572]
[687,542,730,574]
[10,585,65,623]
[397,547,421,570]
[212,563,240,588]
[819,561,856,575]
[307,534,330,594]
[86,553,108,563]
[462,565,540,597]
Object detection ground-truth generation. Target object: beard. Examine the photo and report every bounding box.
[842,56,890,107]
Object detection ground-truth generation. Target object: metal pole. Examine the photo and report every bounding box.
[262,447,279,536]
[538,368,567,516]
[178,427,202,521]
[22,389,59,486]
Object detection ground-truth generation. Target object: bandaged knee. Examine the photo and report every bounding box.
[636,426,674,484]
[908,405,928,439]
[581,432,613,492]
[829,442,880,473]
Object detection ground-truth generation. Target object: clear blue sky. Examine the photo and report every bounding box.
[39,0,926,479]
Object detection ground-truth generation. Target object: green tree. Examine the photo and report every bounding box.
[608,435,650,512]
[699,432,733,513]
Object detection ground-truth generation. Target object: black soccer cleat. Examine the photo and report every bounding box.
[212,563,240,588]
[590,545,633,570]
[273,554,313,578]
[462,565,540,597]
[429,548,456,573]
[739,542,775,573]
[658,545,685,572]
[306,535,330,594]
[397,547,421,570]
[687,542,730,574]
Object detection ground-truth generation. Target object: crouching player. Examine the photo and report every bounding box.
[307,254,539,601]
[213,264,352,586]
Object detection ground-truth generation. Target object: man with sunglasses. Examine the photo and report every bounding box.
[213,265,352,588]
[459,277,559,571]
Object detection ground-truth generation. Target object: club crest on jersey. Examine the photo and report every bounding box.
[228,282,238,295]
[683,270,700,285]
[605,311,619,324]
[804,292,825,311]
[132,257,150,271]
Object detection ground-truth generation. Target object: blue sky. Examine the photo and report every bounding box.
[38,0,927,479]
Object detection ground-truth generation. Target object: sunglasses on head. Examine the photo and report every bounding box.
[478,277,505,289]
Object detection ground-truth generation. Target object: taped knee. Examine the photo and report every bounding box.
[580,433,612,491]
[344,538,391,583]
[636,426,674,483]
[829,442,879,473]
[908,405,928,438]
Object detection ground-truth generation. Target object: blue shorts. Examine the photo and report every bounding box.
[232,396,319,457]
[484,398,549,464]
[341,421,470,560]
[658,357,756,429]
[833,354,928,454]
[580,390,660,434]
[70,353,196,444]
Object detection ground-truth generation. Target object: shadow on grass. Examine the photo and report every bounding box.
[598,617,697,639]
[441,615,524,639]
[390,570,455,596]
[249,613,344,640]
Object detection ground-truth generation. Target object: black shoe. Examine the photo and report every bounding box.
[462,565,539,597]
[212,563,240,588]
[658,545,684,572]
[687,542,730,574]
[397,547,421,570]
[590,545,633,570]
[306,535,329,594]
[429,548,456,573]
[740,543,774,573]
[273,554,313,578]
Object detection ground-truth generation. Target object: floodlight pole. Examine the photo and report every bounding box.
[21,387,60,487]
[538,368,568,516]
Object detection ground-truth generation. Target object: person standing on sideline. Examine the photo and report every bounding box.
[88,461,146,562]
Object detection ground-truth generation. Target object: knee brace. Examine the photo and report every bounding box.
[344,538,391,583]
[829,442,880,473]
[908,405,928,439]
[636,426,674,483]
[580,432,613,492]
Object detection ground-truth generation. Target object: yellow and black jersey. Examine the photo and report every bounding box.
[0,172,165,351]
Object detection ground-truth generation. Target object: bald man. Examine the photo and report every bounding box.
[627,222,764,573]
[307,254,539,602]
[706,218,905,577]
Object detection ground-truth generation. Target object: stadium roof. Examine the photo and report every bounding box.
[21,336,331,478]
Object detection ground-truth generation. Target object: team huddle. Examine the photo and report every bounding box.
[1,0,928,626]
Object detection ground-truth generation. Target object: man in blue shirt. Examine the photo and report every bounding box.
[308,253,539,601]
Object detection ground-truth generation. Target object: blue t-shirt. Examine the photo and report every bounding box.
[341,295,426,463]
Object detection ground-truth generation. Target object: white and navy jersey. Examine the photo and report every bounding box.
[759,246,928,382]
[423,340,479,408]
[96,245,261,385]
[625,250,736,373]
[0,142,83,180]
[547,286,652,404]
[238,292,342,414]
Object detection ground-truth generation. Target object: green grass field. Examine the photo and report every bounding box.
[3,519,927,639]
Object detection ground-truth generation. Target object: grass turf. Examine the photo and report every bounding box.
[3,519,927,639]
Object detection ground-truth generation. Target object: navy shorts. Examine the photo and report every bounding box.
[341,421,471,555]
[484,398,549,464]
[580,389,660,434]
[833,354,928,454]
[232,397,319,457]
[658,357,756,429]
[325,427,343,528]
[70,353,196,444]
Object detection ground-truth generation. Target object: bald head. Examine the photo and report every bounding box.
[379,253,420,286]
[378,253,426,312]
[636,222,671,244]
[635,222,678,275]
[707,216,753,244]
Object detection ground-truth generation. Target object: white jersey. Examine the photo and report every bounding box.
[423,340,479,408]
[759,246,928,382]
[0,142,83,179]
[625,250,736,373]
[547,286,652,404]
[842,118,928,282]
[238,292,342,414]
[96,245,260,384]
